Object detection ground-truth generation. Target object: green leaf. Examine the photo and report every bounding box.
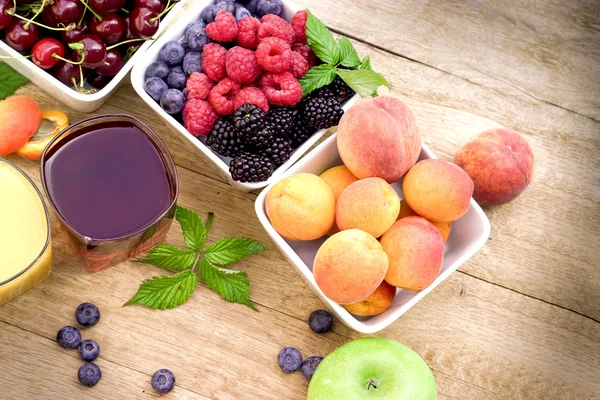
[336,68,390,97]
[0,63,28,100]
[337,37,360,68]
[175,206,207,252]
[134,244,196,272]
[124,270,197,309]
[305,9,339,65]
[299,64,337,96]
[205,237,267,265]
[359,56,372,71]
[198,259,257,311]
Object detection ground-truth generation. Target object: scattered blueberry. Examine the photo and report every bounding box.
[56,326,82,349]
[160,89,186,114]
[200,4,216,23]
[145,60,170,80]
[214,0,235,14]
[301,356,323,381]
[78,362,102,387]
[256,0,282,17]
[167,71,187,90]
[151,369,176,394]
[308,310,333,334]
[278,347,302,373]
[170,65,184,75]
[159,41,186,66]
[183,51,202,75]
[75,302,101,327]
[78,339,100,362]
[235,5,251,21]
[186,23,209,52]
[144,77,169,102]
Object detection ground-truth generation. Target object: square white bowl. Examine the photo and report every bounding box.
[0,1,186,113]
[130,0,360,192]
[255,133,491,333]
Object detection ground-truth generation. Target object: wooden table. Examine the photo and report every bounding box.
[1,1,599,399]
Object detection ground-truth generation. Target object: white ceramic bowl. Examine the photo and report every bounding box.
[255,133,491,333]
[0,1,186,113]
[131,0,360,192]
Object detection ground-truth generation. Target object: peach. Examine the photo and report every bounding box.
[343,280,397,316]
[313,229,389,304]
[0,96,42,156]
[319,165,359,236]
[381,217,444,290]
[398,199,452,243]
[336,177,400,238]
[337,96,421,183]
[454,128,534,206]
[266,173,335,241]
[402,159,473,222]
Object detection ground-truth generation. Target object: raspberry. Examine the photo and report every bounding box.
[206,10,238,42]
[289,51,309,78]
[291,10,307,43]
[183,99,218,137]
[257,17,295,46]
[260,72,303,106]
[233,86,269,113]
[256,37,292,73]
[202,43,228,82]
[226,47,261,84]
[209,78,241,115]
[185,72,214,101]
[235,16,261,49]
[292,43,317,67]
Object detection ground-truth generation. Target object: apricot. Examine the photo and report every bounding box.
[319,165,359,236]
[398,199,452,243]
[0,96,42,156]
[454,128,534,206]
[313,229,389,304]
[343,280,397,316]
[16,110,69,160]
[402,159,473,222]
[381,217,444,290]
[337,96,421,183]
[266,173,335,241]
[336,177,400,238]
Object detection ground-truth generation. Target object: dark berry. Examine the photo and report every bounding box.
[214,1,235,14]
[287,116,312,148]
[76,302,101,327]
[78,362,102,387]
[183,51,202,75]
[186,22,209,52]
[303,96,344,130]
[233,103,266,137]
[262,135,293,166]
[151,369,175,394]
[160,40,185,66]
[234,5,251,21]
[301,356,323,381]
[160,89,185,114]
[170,65,184,75]
[56,326,82,349]
[277,347,302,373]
[167,71,187,90]
[146,60,170,80]
[200,5,216,23]
[78,339,100,362]
[308,309,333,333]
[230,152,274,183]
[245,125,275,150]
[206,118,245,157]
[144,77,168,102]
[256,0,282,16]
[266,106,297,136]
[328,76,355,103]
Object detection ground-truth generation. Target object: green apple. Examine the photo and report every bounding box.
[307,337,437,400]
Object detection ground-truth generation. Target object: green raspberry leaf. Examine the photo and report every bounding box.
[175,206,208,252]
[336,68,390,98]
[205,237,267,265]
[299,64,337,96]
[0,63,28,100]
[305,9,339,65]
[337,37,361,68]
[198,259,257,311]
[124,270,197,309]
[359,56,372,71]
[134,244,196,272]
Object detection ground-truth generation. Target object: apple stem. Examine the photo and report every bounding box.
[366,378,378,391]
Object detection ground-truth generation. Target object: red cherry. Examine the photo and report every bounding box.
[90,13,125,44]
[62,20,89,43]
[89,0,126,16]
[95,49,123,76]
[0,0,14,30]
[72,34,107,68]
[31,38,65,69]
[4,19,39,51]
[129,6,159,39]
[53,58,82,86]
[47,0,84,26]
[123,15,134,40]
[133,0,164,13]
[87,71,111,89]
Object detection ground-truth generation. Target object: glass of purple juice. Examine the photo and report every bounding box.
[40,114,179,273]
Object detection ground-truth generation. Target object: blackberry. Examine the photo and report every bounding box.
[206,118,245,157]
[230,152,275,183]
[245,124,275,151]
[263,135,294,166]
[233,103,266,136]
[329,77,355,103]
[266,106,297,136]
[287,116,312,148]
[303,96,344,130]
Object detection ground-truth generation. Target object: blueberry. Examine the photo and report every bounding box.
[75,302,100,327]
[183,51,202,75]
[277,347,302,373]
[256,0,282,16]
[144,77,169,102]
[56,326,82,349]
[200,5,216,23]
[78,339,100,362]
[170,65,184,75]
[167,71,187,90]
[301,356,323,381]
[159,41,185,66]
[78,362,102,387]
[243,0,258,14]
[151,369,175,394]
[235,5,251,21]
[145,60,170,80]
[186,23,209,52]
[308,309,333,334]
[184,21,204,37]
[214,1,235,14]
[160,89,185,114]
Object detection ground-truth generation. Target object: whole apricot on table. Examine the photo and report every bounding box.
[0,96,42,156]
[343,280,397,317]
[454,128,534,206]
[319,165,359,236]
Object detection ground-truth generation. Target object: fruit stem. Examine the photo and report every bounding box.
[52,52,85,65]
[105,37,151,50]
[10,12,75,31]
[23,0,47,30]
[78,0,101,21]
[205,212,214,233]
[77,6,87,27]
[190,252,201,273]
[120,7,128,13]
[149,0,172,23]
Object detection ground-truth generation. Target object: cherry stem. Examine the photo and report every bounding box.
[52,52,85,65]
[10,12,75,31]
[78,0,101,21]
[106,37,151,50]
[120,7,129,13]
[77,6,87,27]
[23,0,48,30]
[149,0,172,23]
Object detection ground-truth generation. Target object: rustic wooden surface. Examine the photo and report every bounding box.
[1,1,599,399]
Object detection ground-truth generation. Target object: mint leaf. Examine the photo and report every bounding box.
[337,37,360,68]
[299,64,336,95]
[205,237,267,265]
[359,56,372,71]
[198,259,257,311]
[175,206,207,252]
[336,69,390,97]
[134,244,196,272]
[124,270,197,309]
[306,9,339,65]
[0,63,28,100]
